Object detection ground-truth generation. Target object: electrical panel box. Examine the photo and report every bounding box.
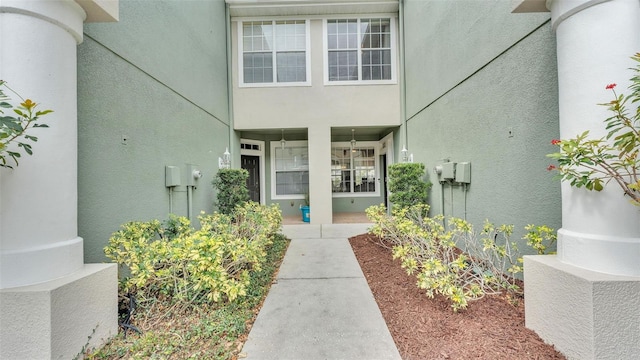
[165,166,181,187]
[441,162,456,180]
[455,162,471,183]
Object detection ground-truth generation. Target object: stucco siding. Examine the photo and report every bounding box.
[82,0,229,121]
[404,3,561,249]
[404,0,551,118]
[78,0,230,263]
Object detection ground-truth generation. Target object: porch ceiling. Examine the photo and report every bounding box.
[239,126,396,139]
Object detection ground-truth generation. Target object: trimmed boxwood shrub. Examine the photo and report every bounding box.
[212,168,250,215]
[388,162,431,210]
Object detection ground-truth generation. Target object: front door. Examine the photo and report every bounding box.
[241,155,260,202]
[381,154,388,209]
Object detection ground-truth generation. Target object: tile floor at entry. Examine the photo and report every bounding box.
[282,212,371,225]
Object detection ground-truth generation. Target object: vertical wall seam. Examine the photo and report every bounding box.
[225,3,236,166]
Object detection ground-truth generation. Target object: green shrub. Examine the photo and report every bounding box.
[104,202,282,307]
[388,162,431,211]
[212,168,250,215]
[89,232,290,359]
[523,224,557,255]
[367,204,527,311]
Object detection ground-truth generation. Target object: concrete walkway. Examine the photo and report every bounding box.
[240,224,401,360]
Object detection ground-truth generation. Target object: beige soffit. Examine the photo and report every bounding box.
[511,0,550,13]
[226,0,399,17]
[75,0,119,22]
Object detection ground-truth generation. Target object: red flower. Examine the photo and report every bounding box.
[547,165,556,171]
[606,83,617,90]
[551,139,561,145]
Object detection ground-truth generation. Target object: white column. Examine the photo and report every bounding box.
[551,0,640,276]
[0,0,85,288]
[307,125,332,224]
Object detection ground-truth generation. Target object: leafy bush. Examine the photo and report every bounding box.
[388,163,431,210]
[0,80,53,168]
[523,224,557,255]
[367,204,537,311]
[104,202,282,307]
[89,233,289,359]
[212,168,250,215]
[548,53,640,205]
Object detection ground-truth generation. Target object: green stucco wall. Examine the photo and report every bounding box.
[403,1,561,250]
[78,0,230,263]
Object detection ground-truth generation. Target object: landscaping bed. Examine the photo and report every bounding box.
[349,233,565,360]
[87,233,289,360]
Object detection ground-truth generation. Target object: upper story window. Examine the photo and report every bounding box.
[239,20,311,87]
[324,17,396,85]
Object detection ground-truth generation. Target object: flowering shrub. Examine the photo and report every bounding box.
[104,202,282,307]
[0,80,53,168]
[547,54,640,206]
[367,204,526,311]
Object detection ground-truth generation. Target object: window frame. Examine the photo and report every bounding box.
[322,16,398,86]
[270,140,309,200]
[238,19,312,88]
[331,141,380,198]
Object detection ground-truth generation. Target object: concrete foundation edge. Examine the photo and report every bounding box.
[0,263,118,359]
[524,255,640,360]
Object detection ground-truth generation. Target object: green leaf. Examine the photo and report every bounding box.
[0,102,12,108]
[594,179,604,191]
[13,109,25,117]
[35,110,53,116]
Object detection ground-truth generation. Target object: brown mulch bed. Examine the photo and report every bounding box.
[349,233,565,360]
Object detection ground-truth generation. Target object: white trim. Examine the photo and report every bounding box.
[238,19,312,88]
[379,132,394,210]
[322,16,398,86]
[227,2,399,18]
[270,140,309,200]
[233,12,399,22]
[379,132,394,163]
[330,140,381,198]
[240,138,266,204]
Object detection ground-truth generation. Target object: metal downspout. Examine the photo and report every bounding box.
[225,3,236,168]
[399,0,408,157]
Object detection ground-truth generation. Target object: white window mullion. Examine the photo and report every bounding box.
[271,20,277,83]
[356,19,362,82]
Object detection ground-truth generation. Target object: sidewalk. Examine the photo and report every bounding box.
[240,224,401,360]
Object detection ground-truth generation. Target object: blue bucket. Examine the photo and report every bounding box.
[301,206,310,222]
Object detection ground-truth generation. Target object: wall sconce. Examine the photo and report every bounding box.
[350,129,356,152]
[401,146,409,162]
[218,147,231,169]
[280,129,286,150]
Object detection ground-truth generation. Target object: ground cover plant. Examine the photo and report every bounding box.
[87,202,288,359]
